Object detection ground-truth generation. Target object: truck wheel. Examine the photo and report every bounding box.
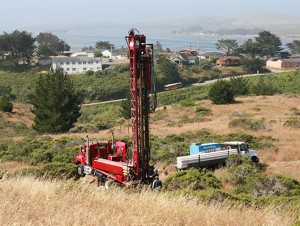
[77,164,85,177]
[104,179,114,189]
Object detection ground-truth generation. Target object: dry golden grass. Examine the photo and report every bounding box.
[1,95,300,180]
[0,102,34,127]
[0,177,297,226]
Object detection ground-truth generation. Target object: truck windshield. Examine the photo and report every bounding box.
[240,144,248,152]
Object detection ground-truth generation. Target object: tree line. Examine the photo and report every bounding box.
[215,30,300,59]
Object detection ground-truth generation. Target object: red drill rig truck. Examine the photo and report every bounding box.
[75,29,157,188]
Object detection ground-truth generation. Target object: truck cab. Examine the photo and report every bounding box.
[221,141,259,163]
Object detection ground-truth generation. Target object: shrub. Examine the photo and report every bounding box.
[284,117,300,128]
[230,76,250,96]
[227,155,258,184]
[228,117,267,130]
[14,162,77,179]
[208,79,235,104]
[179,99,195,107]
[250,77,280,96]
[0,96,13,112]
[164,168,221,191]
[195,106,212,115]
[235,174,300,197]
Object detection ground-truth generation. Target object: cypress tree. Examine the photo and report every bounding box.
[31,70,81,133]
[208,79,235,104]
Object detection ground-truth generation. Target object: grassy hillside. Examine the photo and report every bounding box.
[1,68,300,225]
[0,177,297,226]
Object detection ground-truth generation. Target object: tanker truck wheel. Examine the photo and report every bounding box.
[77,164,85,177]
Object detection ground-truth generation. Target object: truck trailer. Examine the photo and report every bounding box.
[176,141,259,170]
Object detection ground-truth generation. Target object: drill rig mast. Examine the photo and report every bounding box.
[126,28,156,182]
[75,29,156,187]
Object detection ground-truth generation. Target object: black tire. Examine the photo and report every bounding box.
[77,164,85,177]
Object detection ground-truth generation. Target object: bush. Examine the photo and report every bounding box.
[179,99,195,107]
[250,77,280,96]
[227,155,258,184]
[164,168,222,191]
[208,79,235,104]
[235,174,300,197]
[195,106,212,115]
[0,96,13,112]
[229,117,267,130]
[14,162,77,179]
[230,76,250,96]
[284,117,300,128]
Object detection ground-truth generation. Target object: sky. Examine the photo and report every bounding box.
[1,0,300,31]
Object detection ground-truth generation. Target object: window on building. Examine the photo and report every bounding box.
[66,68,70,71]
[78,62,82,64]
[66,62,70,65]
[96,61,99,63]
[73,68,76,71]
[83,68,87,71]
[72,62,76,65]
[83,62,86,64]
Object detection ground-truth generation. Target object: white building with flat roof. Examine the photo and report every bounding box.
[51,56,102,74]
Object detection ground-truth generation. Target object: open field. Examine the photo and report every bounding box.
[0,177,297,226]
[1,94,300,225]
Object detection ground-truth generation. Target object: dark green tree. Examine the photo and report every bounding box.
[155,56,181,90]
[31,70,81,133]
[255,31,282,59]
[94,50,103,57]
[0,96,13,112]
[36,32,70,56]
[208,79,235,104]
[286,40,300,55]
[250,77,279,96]
[0,30,35,64]
[240,57,265,73]
[230,76,249,96]
[239,39,259,58]
[120,98,131,119]
[154,41,163,51]
[95,41,115,50]
[216,39,238,56]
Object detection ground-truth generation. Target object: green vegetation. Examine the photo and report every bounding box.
[208,79,235,104]
[284,117,300,128]
[31,70,81,133]
[229,117,267,131]
[150,130,276,163]
[13,162,77,180]
[164,155,300,217]
[164,168,221,191]
[0,96,13,112]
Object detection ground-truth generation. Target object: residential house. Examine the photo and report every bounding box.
[71,51,94,57]
[51,56,102,74]
[101,50,112,58]
[216,56,241,66]
[174,50,199,65]
[266,58,300,69]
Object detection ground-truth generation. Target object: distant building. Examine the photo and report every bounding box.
[51,56,102,74]
[266,58,300,69]
[101,50,112,58]
[216,56,241,66]
[199,52,223,60]
[71,51,94,58]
